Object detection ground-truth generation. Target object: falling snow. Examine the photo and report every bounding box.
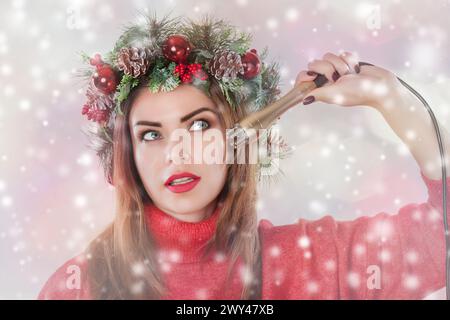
[0,0,448,300]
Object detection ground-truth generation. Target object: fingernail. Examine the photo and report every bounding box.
[303,96,315,105]
[332,71,340,82]
[307,71,317,76]
[355,64,360,74]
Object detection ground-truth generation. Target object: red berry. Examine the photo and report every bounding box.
[81,105,90,115]
[241,50,261,79]
[89,53,103,67]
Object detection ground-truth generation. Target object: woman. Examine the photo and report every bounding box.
[38,14,450,300]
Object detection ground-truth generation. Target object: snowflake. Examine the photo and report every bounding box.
[331,93,345,104]
[427,207,441,223]
[320,146,331,157]
[130,281,144,295]
[412,209,422,221]
[269,246,281,257]
[324,259,336,272]
[1,195,12,207]
[266,18,278,30]
[309,200,327,215]
[306,281,320,294]
[368,219,394,242]
[297,236,311,249]
[195,288,209,300]
[73,194,87,208]
[239,264,254,285]
[347,272,361,289]
[378,249,391,262]
[76,153,93,166]
[169,250,181,263]
[132,262,145,276]
[373,83,389,97]
[403,275,420,290]
[405,129,417,141]
[405,250,419,264]
[273,269,285,286]
[159,262,172,273]
[214,251,226,263]
[157,249,181,263]
[285,8,299,22]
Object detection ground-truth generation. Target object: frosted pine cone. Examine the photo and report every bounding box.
[117,47,154,77]
[81,81,114,125]
[209,50,244,81]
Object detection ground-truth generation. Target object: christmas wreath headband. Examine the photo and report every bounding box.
[79,13,290,185]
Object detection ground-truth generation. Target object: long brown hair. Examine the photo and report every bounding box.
[86,79,262,299]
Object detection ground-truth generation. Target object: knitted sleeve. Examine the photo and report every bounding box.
[258,171,450,299]
[37,253,91,300]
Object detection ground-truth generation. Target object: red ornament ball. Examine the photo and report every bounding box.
[241,49,261,79]
[162,35,192,64]
[93,64,118,95]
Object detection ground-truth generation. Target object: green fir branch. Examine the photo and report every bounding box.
[116,74,140,104]
[148,60,181,93]
[182,15,252,54]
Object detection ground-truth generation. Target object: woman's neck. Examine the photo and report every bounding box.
[152,200,219,223]
[144,201,222,263]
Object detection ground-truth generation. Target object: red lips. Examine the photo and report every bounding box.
[164,172,200,186]
[164,172,201,193]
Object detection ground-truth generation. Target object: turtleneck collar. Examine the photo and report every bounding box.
[144,203,222,264]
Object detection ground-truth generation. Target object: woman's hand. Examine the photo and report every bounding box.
[296,51,450,180]
[295,51,403,111]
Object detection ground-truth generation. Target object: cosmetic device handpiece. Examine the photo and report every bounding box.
[226,74,328,148]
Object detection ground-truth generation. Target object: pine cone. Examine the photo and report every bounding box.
[117,47,154,77]
[82,81,115,124]
[209,50,244,81]
[85,81,114,109]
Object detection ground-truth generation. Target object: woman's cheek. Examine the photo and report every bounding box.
[217,165,228,195]
[204,163,227,192]
[201,129,226,165]
[134,144,161,187]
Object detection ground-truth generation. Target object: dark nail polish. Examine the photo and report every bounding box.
[307,71,317,76]
[355,64,361,74]
[332,71,340,81]
[303,96,315,105]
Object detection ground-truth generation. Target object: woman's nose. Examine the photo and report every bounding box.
[164,140,191,165]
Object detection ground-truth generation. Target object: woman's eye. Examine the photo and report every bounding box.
[141,131,161,141]
[190,119,210,131]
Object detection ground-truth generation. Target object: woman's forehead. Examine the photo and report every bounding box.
[130,84,216,121]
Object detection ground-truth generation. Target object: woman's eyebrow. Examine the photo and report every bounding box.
[133,107,218,128]
[134,120,162,127]
[180,107,219,123]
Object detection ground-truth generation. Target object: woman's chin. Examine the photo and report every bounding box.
[159,192,213,214]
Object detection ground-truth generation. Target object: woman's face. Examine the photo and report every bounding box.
[129,84,228,222]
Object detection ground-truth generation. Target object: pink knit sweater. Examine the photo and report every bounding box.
[38,171,450,299]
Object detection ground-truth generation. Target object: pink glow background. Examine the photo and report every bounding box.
[0,0,449,299]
